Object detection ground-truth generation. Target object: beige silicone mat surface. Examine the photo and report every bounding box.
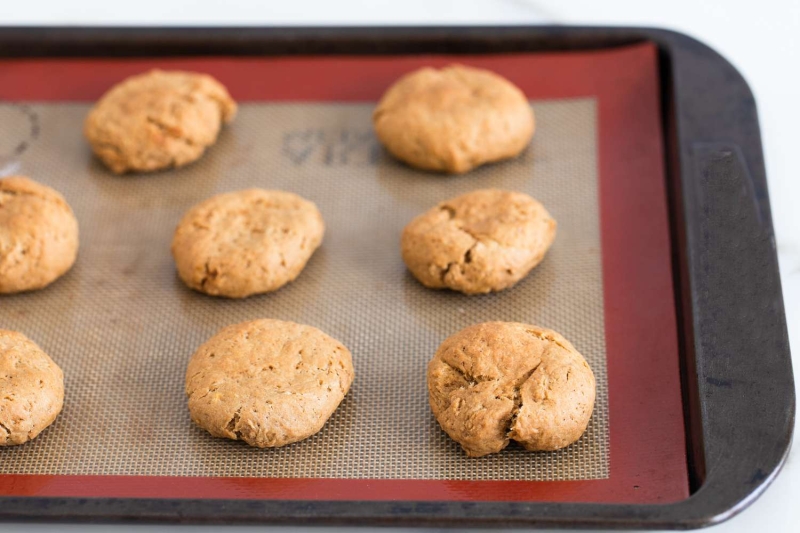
[0,99,608,481]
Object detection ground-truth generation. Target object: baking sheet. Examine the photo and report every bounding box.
[0,98,608,481]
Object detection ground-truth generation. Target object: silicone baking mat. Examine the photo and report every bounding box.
[0,43,687,504]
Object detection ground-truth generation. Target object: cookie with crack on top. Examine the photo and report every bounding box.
[373,64,535,173]
[171,189,325,298]
[428,322,595,457]
[186,319,354,448]
[0,176,79,294]
[84,69,237,174]
[401,189,555,294]
[0,330,65,446]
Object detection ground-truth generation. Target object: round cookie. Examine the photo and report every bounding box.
[171,189,325,298]
[0,176,80,294]
[0,330,65,446]
[373,64,534,173]
[84,69,237,174]
[428,322,595,457]
[186,319,354,448]
[401,189,555,294]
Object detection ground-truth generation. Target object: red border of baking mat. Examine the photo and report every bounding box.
[0,42,687,504]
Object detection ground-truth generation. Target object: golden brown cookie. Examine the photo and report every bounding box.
[428,322,595,457]
[373,64,534,173]
[186,319,354,448]
[0,330,65,446]
[401,189,555,294]
[171,189,325,298]
[0,176,80,294]
[84,69,237,174]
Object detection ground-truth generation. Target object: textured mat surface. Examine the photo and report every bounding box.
[0,98,608,480]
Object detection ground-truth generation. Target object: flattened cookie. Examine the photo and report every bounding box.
[84,69,237,174]
[186,319,354,448]
[0,330,65,446]
[428,322,595,457]
[402,189,555,294]
[0,176,79,294]
[373,65,534,173]
[171,189,324,298]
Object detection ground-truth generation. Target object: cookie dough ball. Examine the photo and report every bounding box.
[0,330,65,446]
[428,322,595,457]
[373,64,534,173]
[401,189,555,294]
[186,319,354,448]
[84,69,237,174]
[0,176,80,294]
[171,189,325,298]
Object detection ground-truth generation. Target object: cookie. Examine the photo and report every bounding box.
[0,176,80,294]
[373,64,534,173]
[401,189,555,294]
[84,69,237,174]
[171,189,325,298]
[186,319,354,448]
[0,330,65,446]
[428,322,595,457]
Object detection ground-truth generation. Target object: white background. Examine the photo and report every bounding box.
[0,1,798,532]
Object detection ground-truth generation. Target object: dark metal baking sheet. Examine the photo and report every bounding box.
[0,26,794,529]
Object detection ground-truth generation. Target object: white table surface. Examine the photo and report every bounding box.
[0,1,797,531]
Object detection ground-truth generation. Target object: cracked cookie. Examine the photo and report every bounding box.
[186,319,354,448]
[171,189,324,298]
[373,64,534,173]
[0,330,65,446]
[401,189,555,294]
[84,69,237,174]
[0,176,79,294]
[428,322,595,457]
